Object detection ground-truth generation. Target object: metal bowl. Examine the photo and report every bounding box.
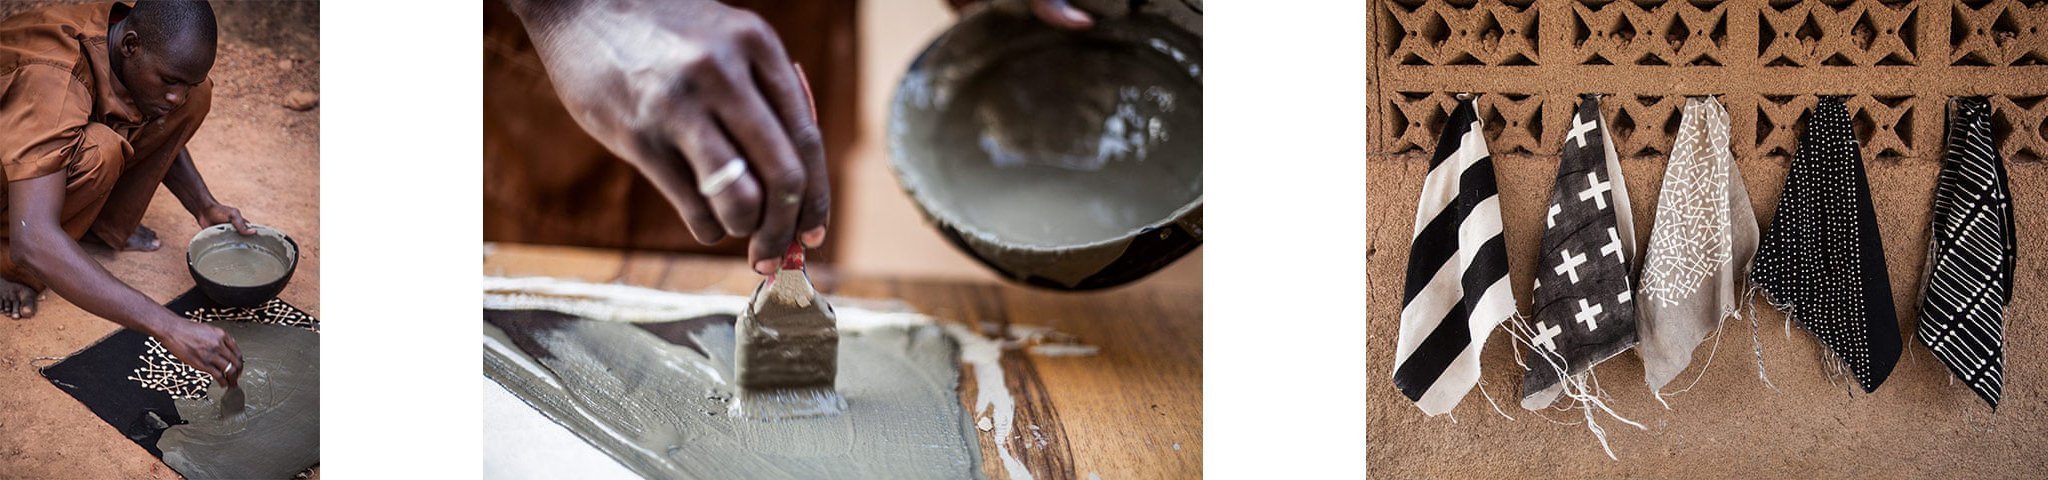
[887,1,1201,290]
[186,223,299,308]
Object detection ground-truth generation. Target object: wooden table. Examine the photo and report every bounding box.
[484,243,1203,479]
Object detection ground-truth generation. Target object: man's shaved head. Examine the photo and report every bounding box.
[129,0,218,66]
[112,0,218,117]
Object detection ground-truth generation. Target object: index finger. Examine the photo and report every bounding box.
[232,213,254,236]
[739,43,830,237]
[737,31,817,161]
[788,64,831,245]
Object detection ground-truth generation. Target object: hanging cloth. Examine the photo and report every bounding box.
[1751,96,1902,393]
[1637,96,1759,395]
[1393,96,1518,416]
[1917,96,2015,408]
[1520,94,1640,409]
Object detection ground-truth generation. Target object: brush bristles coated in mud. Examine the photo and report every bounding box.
[731,385,848,420]
[733,245,843,420]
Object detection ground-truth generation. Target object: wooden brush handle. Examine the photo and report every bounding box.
[780,242,805,271]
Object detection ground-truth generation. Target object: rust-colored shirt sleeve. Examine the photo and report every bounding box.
[0,62,93,183]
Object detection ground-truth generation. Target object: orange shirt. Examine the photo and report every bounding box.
[0,2,149,183]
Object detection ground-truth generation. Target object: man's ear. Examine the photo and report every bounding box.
[119,29,139,58]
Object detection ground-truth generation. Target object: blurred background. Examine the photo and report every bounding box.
[484,0,1199,288]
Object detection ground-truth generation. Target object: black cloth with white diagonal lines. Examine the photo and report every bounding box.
[1520,95,1640,408]
[1393,97,1517,416]
[1752,96,1901,393]
[1918,96,2015,408]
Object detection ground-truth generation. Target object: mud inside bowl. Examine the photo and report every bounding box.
[187,224,298,307]
[889,2,1201,290]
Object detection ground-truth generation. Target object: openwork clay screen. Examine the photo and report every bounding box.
[1368,0,2048,162]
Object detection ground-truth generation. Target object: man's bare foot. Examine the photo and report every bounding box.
[125,225,162,252]
[0,277,38,319]
[82,225,163,252]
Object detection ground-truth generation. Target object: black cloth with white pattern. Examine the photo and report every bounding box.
[1752,96,1901,393]
[1520,95,1640,407]
[38,289,318,456]
[1918,96,2015,408]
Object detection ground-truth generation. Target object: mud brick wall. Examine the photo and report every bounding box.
[1369,0,2048,162]
[1366,1,2048,476]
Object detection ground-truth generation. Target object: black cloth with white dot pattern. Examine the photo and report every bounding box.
[1751,96,1902,393]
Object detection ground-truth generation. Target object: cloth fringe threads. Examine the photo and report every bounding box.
[1504,309,1644,460]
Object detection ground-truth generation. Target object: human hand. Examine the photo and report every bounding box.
[153,318,243,388]
[517,0,830,274]
[947,0,1095,29]
[196,203,254,235]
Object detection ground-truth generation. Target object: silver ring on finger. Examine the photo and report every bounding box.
[699,158,748,197]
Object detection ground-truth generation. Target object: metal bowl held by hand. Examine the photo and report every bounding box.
[186,224,299,308]
[888,0,1202,290]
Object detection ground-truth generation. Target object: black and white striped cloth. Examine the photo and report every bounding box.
[1394,97,1517,416]
[1520,95,1640,409]
[1918,97,2015,408]
[1752,96,1901,393]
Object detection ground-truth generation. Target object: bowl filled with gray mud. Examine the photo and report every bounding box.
[186,223,299,307]
[888,0,1202,290]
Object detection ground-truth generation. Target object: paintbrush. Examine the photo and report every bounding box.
[219,384,245,419]
[216,361,245,419]
[733,243,844,420]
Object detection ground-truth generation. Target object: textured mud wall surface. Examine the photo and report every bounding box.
[1367,0,2048,477]
[1371,0,2048,163]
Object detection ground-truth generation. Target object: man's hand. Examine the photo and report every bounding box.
[165,147,255,236]
[11,173,243,387]
[948,0,1095,29]
[153,317,243,387]
[196,203,254,235]
[511,0,830,275]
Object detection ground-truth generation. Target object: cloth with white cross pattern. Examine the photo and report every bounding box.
[1521,94,1642,410]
